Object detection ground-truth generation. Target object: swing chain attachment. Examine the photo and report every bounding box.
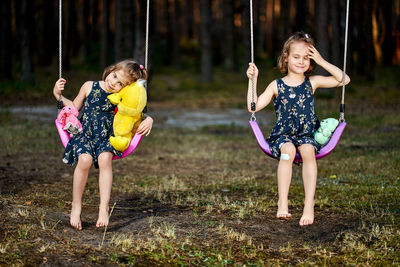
[57,95,63,110]
[250,112,257,122]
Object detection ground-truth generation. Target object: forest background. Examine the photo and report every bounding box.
[0,0,399,105]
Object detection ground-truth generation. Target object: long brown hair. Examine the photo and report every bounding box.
[277,32,316,75]
[102,59,148,83]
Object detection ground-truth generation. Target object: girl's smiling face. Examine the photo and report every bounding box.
[286,41,311,75]
[104,69,130,93]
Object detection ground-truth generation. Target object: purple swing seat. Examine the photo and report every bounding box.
[249,120,346,163]
[55,119,143,160]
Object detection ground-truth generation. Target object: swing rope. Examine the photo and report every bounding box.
[55,0,151,160]
[248,0,350,163]
[56,0,151,109]
[249,0,256,122]
[145,0,150,70]
[249,0,350,123]
[57,0,63,110]
[340,0,350,122]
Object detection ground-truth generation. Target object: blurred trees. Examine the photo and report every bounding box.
[0,0,399,83]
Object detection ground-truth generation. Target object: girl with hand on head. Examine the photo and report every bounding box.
[53,59,153,230]
[246,32,350,226]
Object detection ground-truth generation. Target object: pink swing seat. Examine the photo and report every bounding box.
[55,119,143,160]
[249,120,346,163]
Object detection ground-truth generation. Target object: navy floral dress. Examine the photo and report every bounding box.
[62,81,121,167]
[267,77,320,159]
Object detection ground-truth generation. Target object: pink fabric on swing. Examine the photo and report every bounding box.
[55,119,143,160]
[249,120,346,163]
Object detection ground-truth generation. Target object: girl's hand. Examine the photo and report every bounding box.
[137,116,153,136]
[54,78,66,100]
[308,45,324,65]
[246,63,259,79]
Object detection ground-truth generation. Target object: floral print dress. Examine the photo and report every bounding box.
[62,81,121,167]
[267,77,320,159]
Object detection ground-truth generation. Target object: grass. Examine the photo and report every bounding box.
[0,66,399,265]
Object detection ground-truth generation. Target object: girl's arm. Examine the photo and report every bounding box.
[53,78,74,107]
[72,81,92,111]
[53,79,91,110]
[136,115,153,136]
[246,63,276,112]
[308,45,350,90]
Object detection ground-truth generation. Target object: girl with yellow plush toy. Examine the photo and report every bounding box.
[53,59,153,230]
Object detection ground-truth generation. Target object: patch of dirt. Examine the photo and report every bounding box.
[0,142,362,265]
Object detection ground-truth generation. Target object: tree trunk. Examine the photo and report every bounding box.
[381,0,394,66]
[100,0,110,69]
[183,0,194,40]
[115,0,124,61]
[0,0,12,80]
[256,0,267,57]
[278,0,291,43]
[36,0,55,66]
[172,0,182,68]
[115,0,133,61]
[265,0,274,54]
[134,0,146,64]
[330,0,341,67]
[199,0,213,82]
[362,0,375,80]
[315,0,330,74]
[165,0,173,65]
[295,0,307,31]
[64,0,78,70]
[222,0,235,71]
[20,0,35,83]
[242,0,251,66]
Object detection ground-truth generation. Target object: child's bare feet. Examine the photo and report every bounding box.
[299,202,314,226]
[277,200,292,220]
[96,205,109,228]
[70,202,82,230]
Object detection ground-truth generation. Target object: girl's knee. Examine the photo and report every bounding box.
[298,144,316,161]
[280,142,296,161]
[78,154,93,169]
[98,152,113,167]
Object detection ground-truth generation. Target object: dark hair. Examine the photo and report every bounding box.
[102,59,148,83]
[277,32,316,75]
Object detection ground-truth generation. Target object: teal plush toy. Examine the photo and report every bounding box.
[314,118,339,145]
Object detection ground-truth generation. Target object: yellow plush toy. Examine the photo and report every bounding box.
[107,79,147,152]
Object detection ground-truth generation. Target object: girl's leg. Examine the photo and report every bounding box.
[96,151,113,228]
[276,142,296,219]
[71,154,93,230]
[298,144,317,226]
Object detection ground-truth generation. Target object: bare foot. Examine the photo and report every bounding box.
[277,200,292,220]
[96,205,109,228]
[299,203,314,226]
[277,211,292,220]
[70,202,82,230]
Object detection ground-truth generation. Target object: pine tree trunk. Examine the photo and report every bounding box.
[101,0,110,69]
[36,0,55,66]
[222,0,235,71]
[172,0,182,68]
[315,0,330,75]
[0,0,12,80]
[330,0,341,67]
[134,0,146,64]
[20,0,35,83]
[381,0,394,66]
[115,0,125,61]
[199,0,213,82]
[295,0,307,31]
[242,0,251,66]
